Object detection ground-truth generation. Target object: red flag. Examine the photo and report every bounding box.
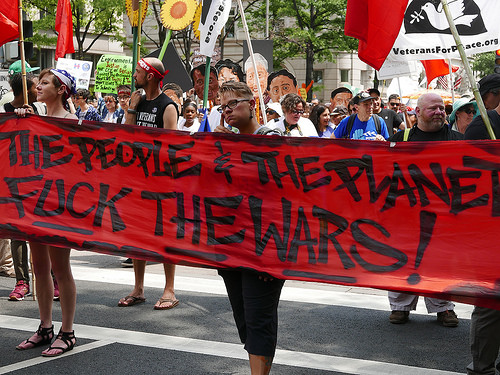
[0,0,19,46]
[55,0,75,60]
[421,60,459,88]
[345,0,407,70]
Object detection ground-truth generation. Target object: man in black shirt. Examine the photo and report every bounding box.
[388,93,463,142]
[463,74,500,375]
[120,57,179,310]
[387,93,461,327]
[369,88,403,135]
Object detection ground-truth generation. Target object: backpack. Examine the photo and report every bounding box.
[343,113,381,139]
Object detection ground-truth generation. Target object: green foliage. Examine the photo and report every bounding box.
[472,51,495,78]
[24,0,126,58]
[245,0,356,69]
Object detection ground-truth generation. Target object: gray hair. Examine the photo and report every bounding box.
[244,53,268,73]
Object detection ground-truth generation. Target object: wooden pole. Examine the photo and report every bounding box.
[18,0,28,105]
[440,0,495,140]
[237,0,267,125]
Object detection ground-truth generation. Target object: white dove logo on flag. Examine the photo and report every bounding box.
[404,0,486,35]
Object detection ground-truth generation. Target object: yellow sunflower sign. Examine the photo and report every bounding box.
[126,0,149,27]
[160,0,198,31]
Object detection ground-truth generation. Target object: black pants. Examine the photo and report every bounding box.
[219,269,285,357]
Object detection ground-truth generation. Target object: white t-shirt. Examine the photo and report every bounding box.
[268,116,318,137]
[178,117,200,132]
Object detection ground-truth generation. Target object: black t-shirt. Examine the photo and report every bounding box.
[464,110,500,140]
[388,124,463,142]
[378,108,403,135]
[136,93,178,128]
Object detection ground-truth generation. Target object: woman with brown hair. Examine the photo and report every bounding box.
[15,68,78,357]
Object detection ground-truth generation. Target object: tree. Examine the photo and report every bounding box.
[25,0,125,60]
[471,51,495,78]
[245,0,357,100]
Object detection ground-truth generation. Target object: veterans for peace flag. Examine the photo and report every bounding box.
[198,0,231,57]
[345,0,500,70]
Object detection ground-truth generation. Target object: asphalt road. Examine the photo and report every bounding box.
[0,250,480,374]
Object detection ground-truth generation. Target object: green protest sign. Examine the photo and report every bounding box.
[95,55,133,93]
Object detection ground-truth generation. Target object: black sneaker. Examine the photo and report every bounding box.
[389,310,409,324]
[437,310,458,327]
[121,258,133,268]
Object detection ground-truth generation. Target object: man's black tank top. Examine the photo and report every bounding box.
[136,93,178,128]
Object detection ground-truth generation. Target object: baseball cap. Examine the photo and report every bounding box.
[8,60,40,76]
[353,92,374,104]
[478,74,500,97]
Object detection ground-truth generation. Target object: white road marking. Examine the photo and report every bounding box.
[70,265,474,318]
[0,336,113,375]
[0,315,462,375]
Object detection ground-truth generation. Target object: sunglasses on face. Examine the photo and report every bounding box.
[461,108,475,114]
[389,102,400,107]
[105,99,115,103]
[266,110,277,115]
[290,110,304,115]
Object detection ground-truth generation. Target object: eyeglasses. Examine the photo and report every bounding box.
[217,98,250,113]
[118,96,130,100]
[290,110,304,115]
[104,99,114,103]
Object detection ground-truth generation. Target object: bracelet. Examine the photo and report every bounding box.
[127,108,137,114]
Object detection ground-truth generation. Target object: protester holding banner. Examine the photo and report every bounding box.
[463,74,500,375]
[121,57,179,310]
[333,92,389,140]
[387,93,462,327]
[74,89,102,122]
[15,68,78,356]
[214,81,284,375]
[267,93,318,137]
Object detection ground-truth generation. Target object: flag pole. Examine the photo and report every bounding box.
[202,57,211,110]
[448,58,455,103]
[131,27,138,92]
[236,0,267,125]
[440,0,495,140]
[137,0,142,64]
[18,0,28,105]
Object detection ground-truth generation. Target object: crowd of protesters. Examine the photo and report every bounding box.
[0,54,499,375]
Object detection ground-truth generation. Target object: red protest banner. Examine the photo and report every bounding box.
[1,113,499,309]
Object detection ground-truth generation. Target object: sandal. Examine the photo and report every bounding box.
[41,330,76,357]
[16,324,54,350]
